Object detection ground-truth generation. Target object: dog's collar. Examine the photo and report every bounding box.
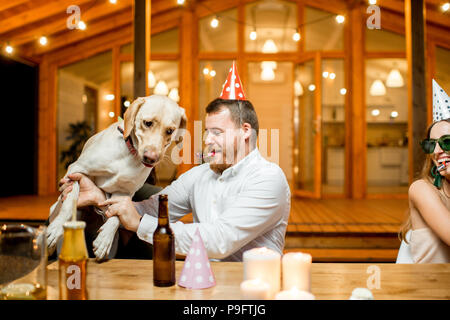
[117,126,138,156]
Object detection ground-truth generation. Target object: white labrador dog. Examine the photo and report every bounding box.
[46,95,186,260]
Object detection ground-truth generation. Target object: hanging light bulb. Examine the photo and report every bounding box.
[209,69,216,77]
[177,0,185,4]
[203,67,210,75]
[154,80,169,95]
[260,66,275,81]
[294,81,304,96]
[249,30,257,41]
[329,72,336,80]
[340,88,347,95]
[105,94,115,101]
[168,88,180,102]
[369,0,377,4]
[292,30,301,42]
[308,84,316,91]
[109,0,117,4]
[322,71,329,78]
[371,109,380,116]
[386,69,404,87]
[370,79,386,96]
[109,111,115,118]
[147,71,156,88]
[391,111,399,118]
[210,17,219,28]
[124,100,131,107]
[262,39,278,53]
[442,2,450,11]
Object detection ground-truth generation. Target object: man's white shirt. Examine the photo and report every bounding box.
[134,148,291,261]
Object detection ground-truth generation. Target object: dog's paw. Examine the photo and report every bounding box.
[92,226,115,261]
[46,222,64,252]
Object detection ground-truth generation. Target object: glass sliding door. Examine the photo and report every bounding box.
[293,57,321,198]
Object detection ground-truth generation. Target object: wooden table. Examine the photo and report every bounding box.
[46,259,450,300]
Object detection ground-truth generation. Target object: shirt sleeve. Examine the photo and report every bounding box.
[137,165,290,260]
[135,167,199,240]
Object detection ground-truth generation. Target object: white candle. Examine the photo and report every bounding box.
[275,287,315,300]
[282,252,312,291]
[240,279,270,300]
[243,247,281,298]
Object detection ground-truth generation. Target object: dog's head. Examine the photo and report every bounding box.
[123,95,187,168]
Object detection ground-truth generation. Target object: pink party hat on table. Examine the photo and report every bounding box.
[178,228,216,289]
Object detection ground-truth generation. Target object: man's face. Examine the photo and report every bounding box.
[204,107,241,174]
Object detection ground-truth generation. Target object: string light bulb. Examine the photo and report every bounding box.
[292,30,301,42]
[77,21,86,30]
[5,45,13,54]
[39,36,48,46]
[177,0,185,5]
[210,17,219,28]
[369,0,377,5]
[336,15,345,24]
[249,30,257,40]
[442,2,450,11]
[109,0,117,4]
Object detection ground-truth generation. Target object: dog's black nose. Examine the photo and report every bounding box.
[143,155,156,164]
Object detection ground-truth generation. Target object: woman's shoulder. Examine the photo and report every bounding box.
[409,178,440,201]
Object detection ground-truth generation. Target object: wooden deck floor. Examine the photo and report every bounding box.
[0,195,408,262]
[287,198,409,234]
[0,195,409,232]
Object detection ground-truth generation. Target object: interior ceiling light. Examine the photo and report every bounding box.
[262,39,278,53]
[386,69,404,87]
[370,79,386,96]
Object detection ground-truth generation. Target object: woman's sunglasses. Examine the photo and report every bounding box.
[420,135,450,154]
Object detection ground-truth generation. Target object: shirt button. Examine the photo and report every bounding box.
[219,178,223,182]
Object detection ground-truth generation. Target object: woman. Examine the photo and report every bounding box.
[399,119,450,263]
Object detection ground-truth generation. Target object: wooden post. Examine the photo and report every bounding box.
[133,0,151,98]
[349,4,365,199]
[178,5,196,175]
[405,0,427,182]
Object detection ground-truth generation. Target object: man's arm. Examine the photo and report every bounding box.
[137,166,291,259]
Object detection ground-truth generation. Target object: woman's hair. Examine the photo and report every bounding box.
[399,119,450,243]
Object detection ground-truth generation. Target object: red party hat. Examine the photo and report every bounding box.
[178,228,216,289]
[219,61,246,100]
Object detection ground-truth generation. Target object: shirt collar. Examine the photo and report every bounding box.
[221,148,260,179]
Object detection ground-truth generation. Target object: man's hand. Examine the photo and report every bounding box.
[60,173,106,208]
[99,196,141,232]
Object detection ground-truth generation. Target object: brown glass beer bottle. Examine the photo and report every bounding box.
[153,194,176,287]
[58,221,88,300]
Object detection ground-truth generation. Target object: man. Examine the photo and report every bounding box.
[61,63,290,261]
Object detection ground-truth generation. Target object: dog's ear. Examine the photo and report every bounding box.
[174,108,187,149]
[123,97,146,140]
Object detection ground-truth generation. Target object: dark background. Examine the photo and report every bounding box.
[0,55,38,196]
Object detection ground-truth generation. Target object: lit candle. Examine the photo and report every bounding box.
[243,247,281,298]
[275,287,315,300]
[282,252,312,291]
[240,279,270,300]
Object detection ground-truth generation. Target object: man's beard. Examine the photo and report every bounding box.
[209,162,232,174]
[208,146,235,175]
